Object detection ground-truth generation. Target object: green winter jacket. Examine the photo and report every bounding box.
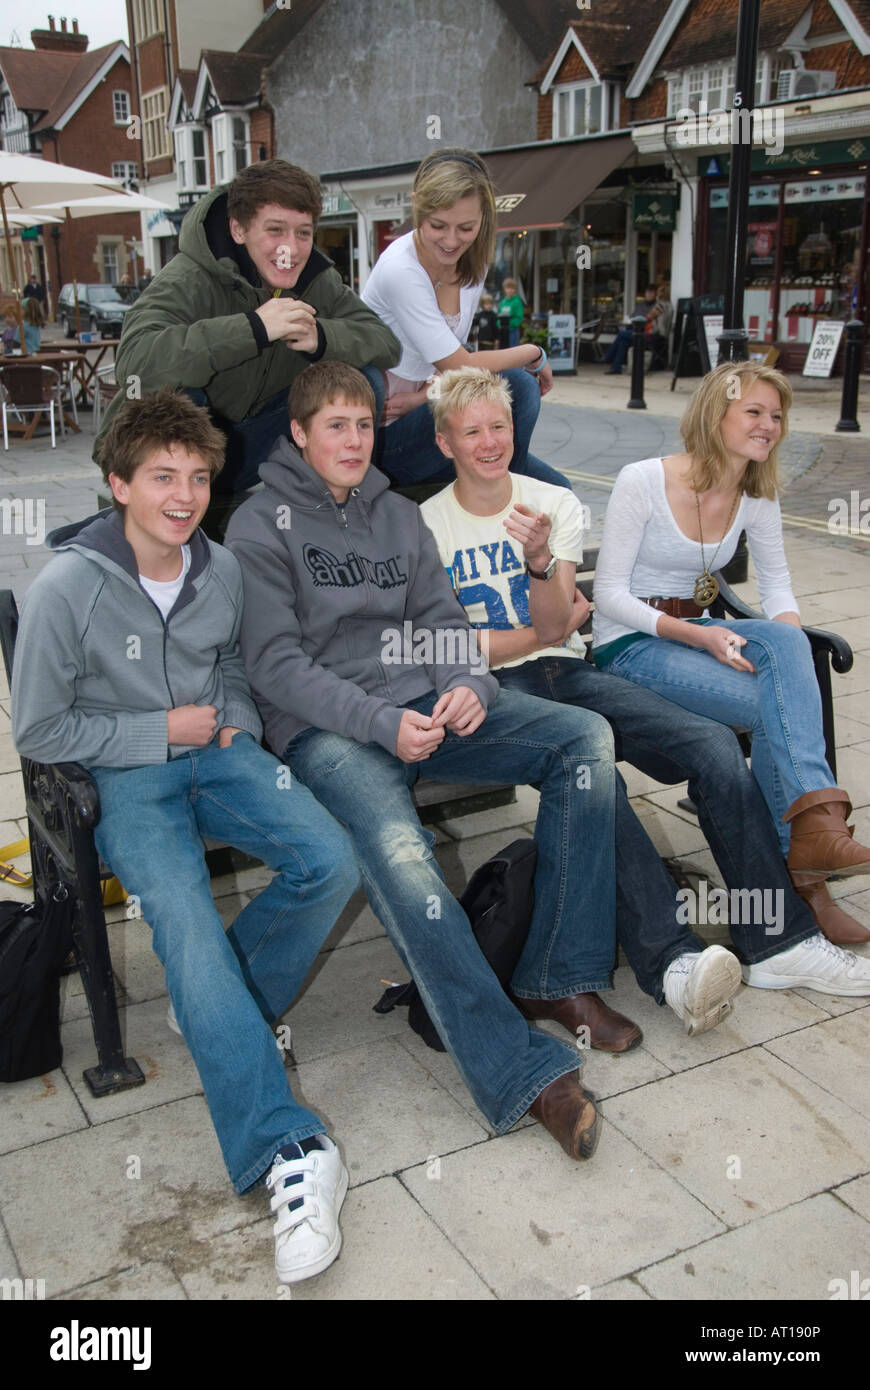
[94,184,400,455]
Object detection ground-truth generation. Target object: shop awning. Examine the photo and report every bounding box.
[485,134,635,231]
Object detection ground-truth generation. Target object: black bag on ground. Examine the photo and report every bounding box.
[373,838,537,1052]
[0,885,74,1082]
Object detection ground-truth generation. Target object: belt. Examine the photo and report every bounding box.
[639,596,704,619]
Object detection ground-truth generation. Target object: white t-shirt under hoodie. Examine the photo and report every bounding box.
[592,457,799,657]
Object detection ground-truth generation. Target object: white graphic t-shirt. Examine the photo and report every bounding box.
[420,476,586,670]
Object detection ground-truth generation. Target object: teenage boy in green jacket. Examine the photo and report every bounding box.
[95,160,400,494]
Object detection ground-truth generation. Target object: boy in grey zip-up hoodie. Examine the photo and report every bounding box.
[11,389,360,1287]
[227,361,643,1166]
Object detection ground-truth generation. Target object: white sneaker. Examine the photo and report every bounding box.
[267,1135,348,1285]
[664,946,742,1035]
[743,932,870,996]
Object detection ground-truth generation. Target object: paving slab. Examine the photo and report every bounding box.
[605,1047,870,1227]
[0,1219,19,1279]
[0,1095,254,1296]
[59,1261,188,1300]
[833,1173,870,1223]
[402,1123,724,1298]
[278,935,411,1064]
[292,1037,489,1187]
[637,1192,870,1301]
[592,1276,652,1300]
[763,1006,870,1120]
[0,1065,88,1157]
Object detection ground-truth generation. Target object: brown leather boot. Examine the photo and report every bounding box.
[529,1072,600,1160]
[512,990,642,1053]
[784,789,870,877]
[793,876,870,946]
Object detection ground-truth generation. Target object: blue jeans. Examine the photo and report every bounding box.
[375,368,571,489]
[602,621,835,853]
[90,733,359,1194]
[498,658,816,998]
[603,327,633,371]
[285,687,614,1133]
[187,366,386,494]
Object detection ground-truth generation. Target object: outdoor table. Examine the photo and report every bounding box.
[4,349,89,432]
[71,338,121,404]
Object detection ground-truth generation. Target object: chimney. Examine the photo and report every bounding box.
[31,15,88,51]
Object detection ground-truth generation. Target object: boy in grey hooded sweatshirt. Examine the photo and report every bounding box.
[12,388,360,1287]
[227,361,642,1166]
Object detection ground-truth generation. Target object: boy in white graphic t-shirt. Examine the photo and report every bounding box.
[420,367,853,1021]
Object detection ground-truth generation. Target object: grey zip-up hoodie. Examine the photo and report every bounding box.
[11,510,262,768]
[225,439,498,758]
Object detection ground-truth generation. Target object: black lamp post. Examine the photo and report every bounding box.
[716,0,761,365]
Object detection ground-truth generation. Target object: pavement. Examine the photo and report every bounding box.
[1,367,870,1303]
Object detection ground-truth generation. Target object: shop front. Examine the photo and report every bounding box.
[697,138,870,373]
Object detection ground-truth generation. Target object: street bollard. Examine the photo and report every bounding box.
[835,320,864,433]
[627,314,647,410]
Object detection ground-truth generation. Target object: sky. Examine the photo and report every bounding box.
[1,0,130,51]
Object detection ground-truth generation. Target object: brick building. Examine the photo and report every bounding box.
[0,17,140,311]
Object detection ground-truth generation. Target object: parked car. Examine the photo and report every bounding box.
[57,284,134,339]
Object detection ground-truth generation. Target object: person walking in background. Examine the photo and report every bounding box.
[23,274,45,304]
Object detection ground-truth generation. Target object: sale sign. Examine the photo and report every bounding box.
[803,319,845,377]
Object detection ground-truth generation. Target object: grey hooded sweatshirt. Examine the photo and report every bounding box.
[11,510,262,768]
[225,440,498,759]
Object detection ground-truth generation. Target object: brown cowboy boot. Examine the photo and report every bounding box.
[784,789,870,878]
[528,1072,601,1160]
[512,990,642,1053]
[792,876,870,946]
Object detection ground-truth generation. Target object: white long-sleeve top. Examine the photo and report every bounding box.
[592,457,799,653]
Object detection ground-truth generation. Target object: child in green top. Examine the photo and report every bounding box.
[498,277,524,347]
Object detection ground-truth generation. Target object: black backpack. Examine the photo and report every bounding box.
[373,838,537,1051]
[0,885,74,1082]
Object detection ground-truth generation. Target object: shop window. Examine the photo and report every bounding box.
[706,184,781,342]
[778,177,865,343]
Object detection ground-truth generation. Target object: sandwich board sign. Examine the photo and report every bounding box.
[802,320,845,378]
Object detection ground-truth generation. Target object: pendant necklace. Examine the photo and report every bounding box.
[693,489,740,608]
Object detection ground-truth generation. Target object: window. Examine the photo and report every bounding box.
[112,161,139,187]
[101,241,120,284]
[211,113,249,182]
[174,127,208,191]
[112,90,130,124]
[142,87,170,162]
[552,83,611,138]
[132,0,163,41]
[667,63,735,115]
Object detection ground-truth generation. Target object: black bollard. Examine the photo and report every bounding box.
[498,309,511,350]
[627,314,647,410]
[835,320,864,433]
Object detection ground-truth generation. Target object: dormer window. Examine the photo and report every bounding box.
[553,81,618,138]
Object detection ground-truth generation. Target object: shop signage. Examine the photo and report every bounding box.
[710,184,781,208]
[548,313,576,373]
[704,137,870,178]
[632,193,676,231]
[321,192,354,217]
[784,176,865,203]
[803,319,845,377]
[20,225,39,241]
[494,194,526,212]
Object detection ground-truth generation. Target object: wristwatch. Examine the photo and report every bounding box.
[526,555,557,581]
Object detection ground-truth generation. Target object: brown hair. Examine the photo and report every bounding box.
[680,361,792,500]
[226,158,323,227]
[23,297,45,326]
[97,386,226,508]
[289,361,376,431]
[412,148,497,288]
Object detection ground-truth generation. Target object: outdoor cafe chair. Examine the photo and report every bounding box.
[0,363,62,449]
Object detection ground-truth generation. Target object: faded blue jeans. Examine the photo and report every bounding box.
[91,732,359,1193]
[601,621,835,853]
[498,656,816,998]
[285,687,613,1134]
[375,369,571,489]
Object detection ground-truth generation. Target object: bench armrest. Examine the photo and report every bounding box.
[712,574,854,675]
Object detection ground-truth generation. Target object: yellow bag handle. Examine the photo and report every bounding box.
[0,837,33,888]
